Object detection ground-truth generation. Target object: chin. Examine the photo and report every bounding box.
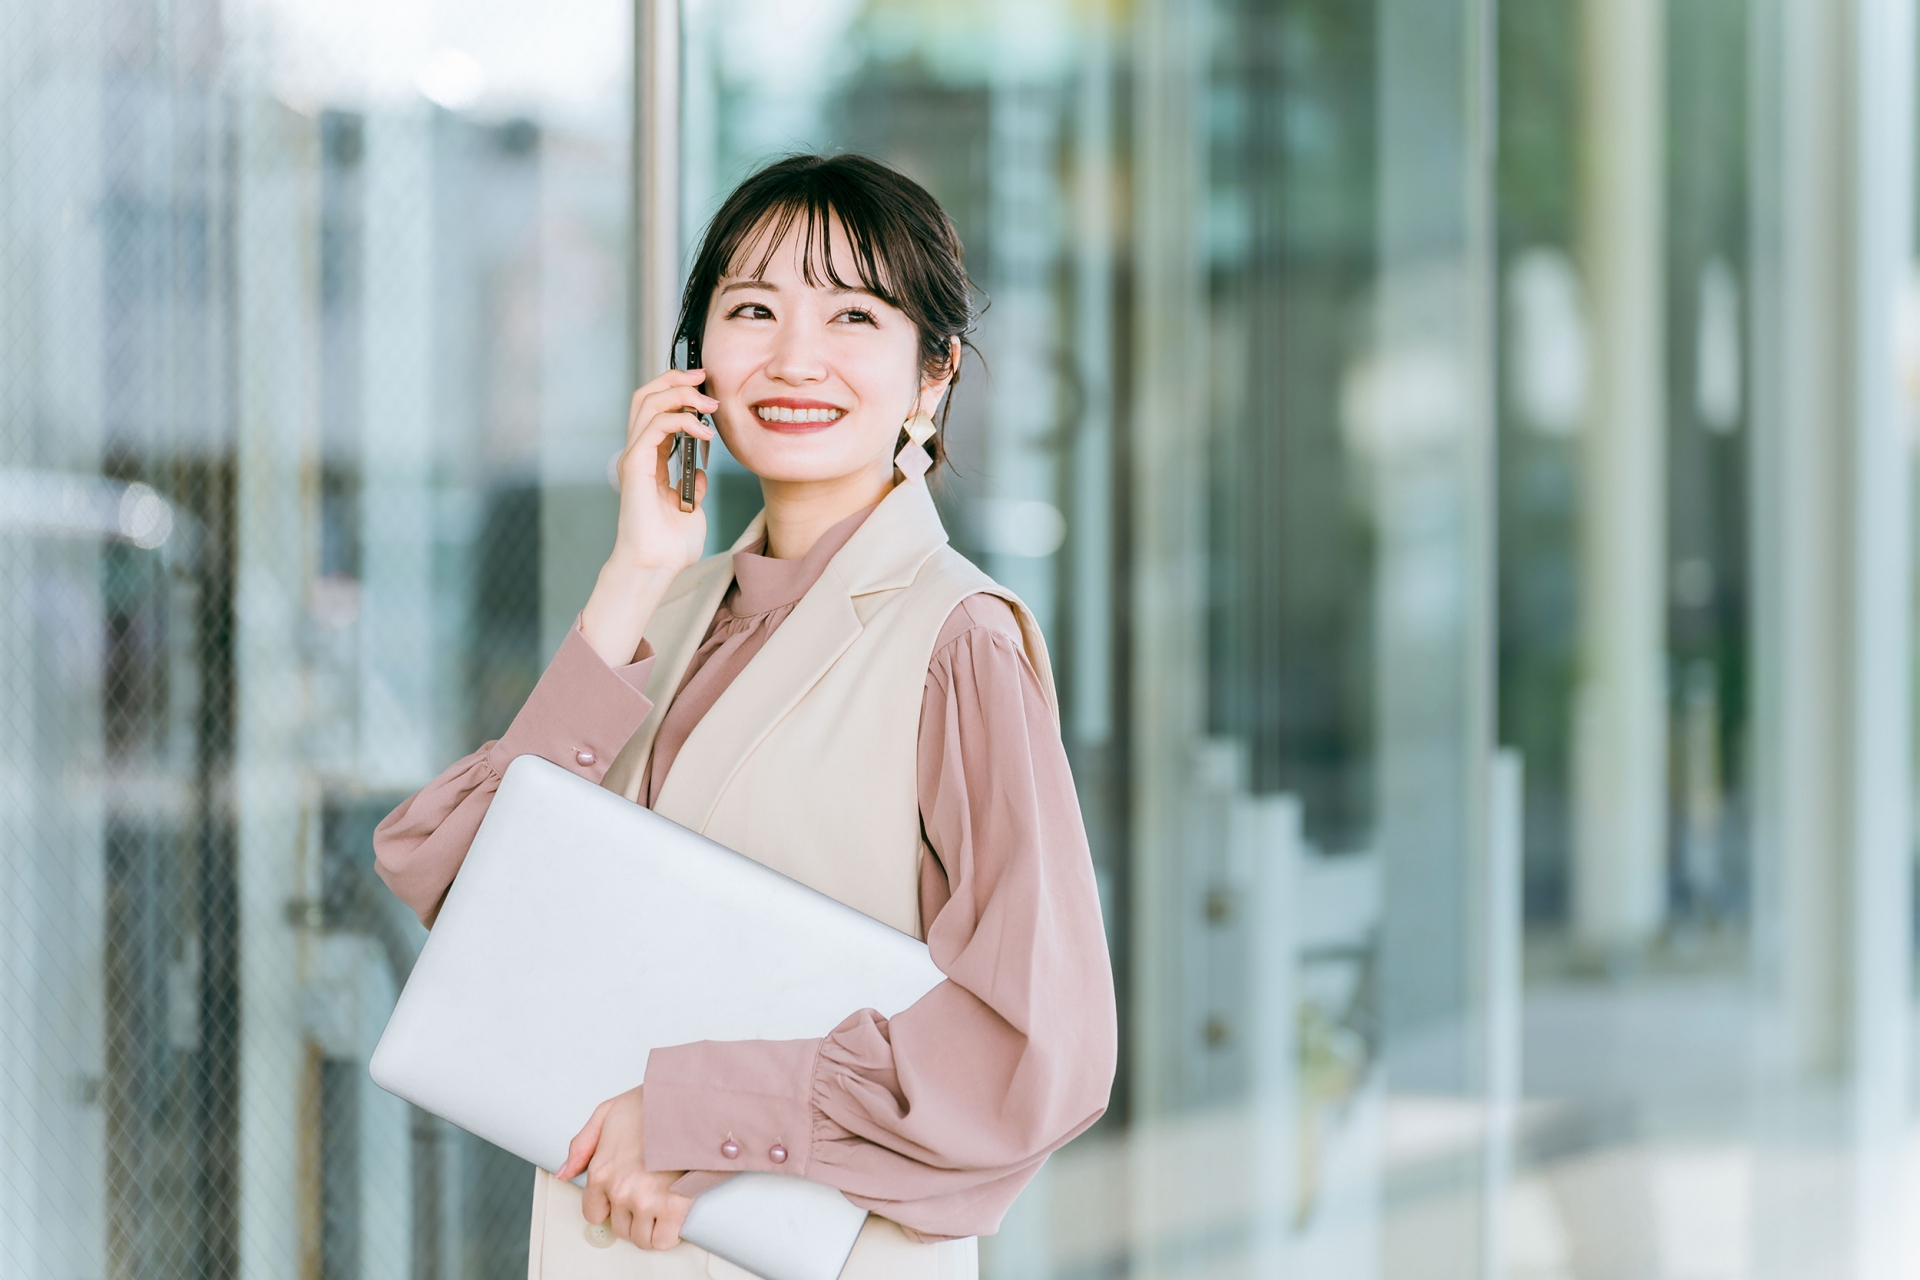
[744,460,861,484]
[727,427,889,485]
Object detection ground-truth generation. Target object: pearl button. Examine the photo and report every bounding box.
[720,1138,740,1160]
[575,749,597,767]
[769,1143,788,1164]
[584,1222,615,1249]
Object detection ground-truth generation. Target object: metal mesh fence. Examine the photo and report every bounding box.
[2,2,631,1277]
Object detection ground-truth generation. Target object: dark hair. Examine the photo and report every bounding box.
[674,153,978,473]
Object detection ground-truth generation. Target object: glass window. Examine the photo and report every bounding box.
[2,3,629,1276]
[679,0,1496,1272]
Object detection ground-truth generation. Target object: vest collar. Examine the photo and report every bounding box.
[828,477,951,595]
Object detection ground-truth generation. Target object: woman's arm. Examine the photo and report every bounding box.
[375,368,719,926]
[639,595,1119,1240]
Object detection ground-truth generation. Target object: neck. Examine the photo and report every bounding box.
[758,461,896,560]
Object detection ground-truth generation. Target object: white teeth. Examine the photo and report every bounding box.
[755,405,844,424]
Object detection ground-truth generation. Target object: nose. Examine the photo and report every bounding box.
[765,312,829,386]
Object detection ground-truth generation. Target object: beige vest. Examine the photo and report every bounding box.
[527,480,1054,1280]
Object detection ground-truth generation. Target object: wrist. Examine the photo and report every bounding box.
[595,555,681,599]
[580,561,678,669]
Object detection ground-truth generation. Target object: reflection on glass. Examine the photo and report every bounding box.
[2,2,628,1277]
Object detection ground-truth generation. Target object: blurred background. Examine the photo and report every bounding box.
[3,0,1917,1277]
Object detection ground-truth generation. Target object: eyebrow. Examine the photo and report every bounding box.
[717,278,882,299]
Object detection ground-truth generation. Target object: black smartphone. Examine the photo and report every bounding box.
[670,334,706,512]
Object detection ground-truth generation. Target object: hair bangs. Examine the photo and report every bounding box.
[724,188,903,309]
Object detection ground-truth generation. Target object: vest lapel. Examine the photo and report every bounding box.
[651,481,950,831]
[601,514,766,804]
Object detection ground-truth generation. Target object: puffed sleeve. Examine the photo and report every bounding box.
[373,620,656,926]
[641,595,1118,1239]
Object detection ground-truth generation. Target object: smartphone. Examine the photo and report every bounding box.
[670,334,707,513]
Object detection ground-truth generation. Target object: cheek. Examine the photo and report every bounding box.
[697,341,764,424]
[697,325,756,387]
[837,337,923,414]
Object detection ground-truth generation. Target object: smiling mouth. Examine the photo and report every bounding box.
[754,405,846,424]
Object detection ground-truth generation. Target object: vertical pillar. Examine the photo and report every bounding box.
[1242,794,1301,1272]
[1572,0,1668,959]
[1370,0,1499,1275]
[1069,19,1116,753]
[359,104,438,786]
[0,22,110,1278]
[1749,0,1913,1275]
[1127,0,1208,1261]
[634,0,679,380]
[985,10,1065,638]
[233,92,323,1280]
[1371,0,1497,1067]
[359,953,413,1280]
[1482,751,1524,1280]
[1839,8,1914,1272]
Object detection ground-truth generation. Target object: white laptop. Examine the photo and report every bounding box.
[369,754,946,1280]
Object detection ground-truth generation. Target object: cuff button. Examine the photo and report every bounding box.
[575,749,597,767]
[584,1222,615,1249]
[769,1144,788,1164]
[720,1138,740,1160]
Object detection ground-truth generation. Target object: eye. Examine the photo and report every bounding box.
[833,307,878,327]
[727,302,774,320]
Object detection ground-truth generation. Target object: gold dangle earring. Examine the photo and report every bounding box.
[895,411,936,483]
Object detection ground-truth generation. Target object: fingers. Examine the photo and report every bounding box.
[627,382,718,450]
[580,1179,610,1228]
[650,1193,694,1250]
[628,368,707,419]
[620,403,714,498]
[618,423,714,501]
[631,396,717,452]
[556,1102,611,1182]
[589,1176,692,1251]
[580,1143,620,1228]
[624,407,713,487]
[653,462,709,515]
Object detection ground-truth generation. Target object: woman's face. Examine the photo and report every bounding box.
[699,213,945,485]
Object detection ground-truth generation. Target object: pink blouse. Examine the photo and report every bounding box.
[373,503,1117,1241]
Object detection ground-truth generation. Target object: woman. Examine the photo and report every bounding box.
[374,153,1117,1279]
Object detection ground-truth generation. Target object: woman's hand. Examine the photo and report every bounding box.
[556,1085,695,1251]
[579,370,720,667]
[609,370,718,575]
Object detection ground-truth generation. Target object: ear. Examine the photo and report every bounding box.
[914,337,961,420]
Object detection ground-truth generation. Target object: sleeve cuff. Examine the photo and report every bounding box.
[613,636,657,692]
[488,620,654,785]
[643,1039,822,1176]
